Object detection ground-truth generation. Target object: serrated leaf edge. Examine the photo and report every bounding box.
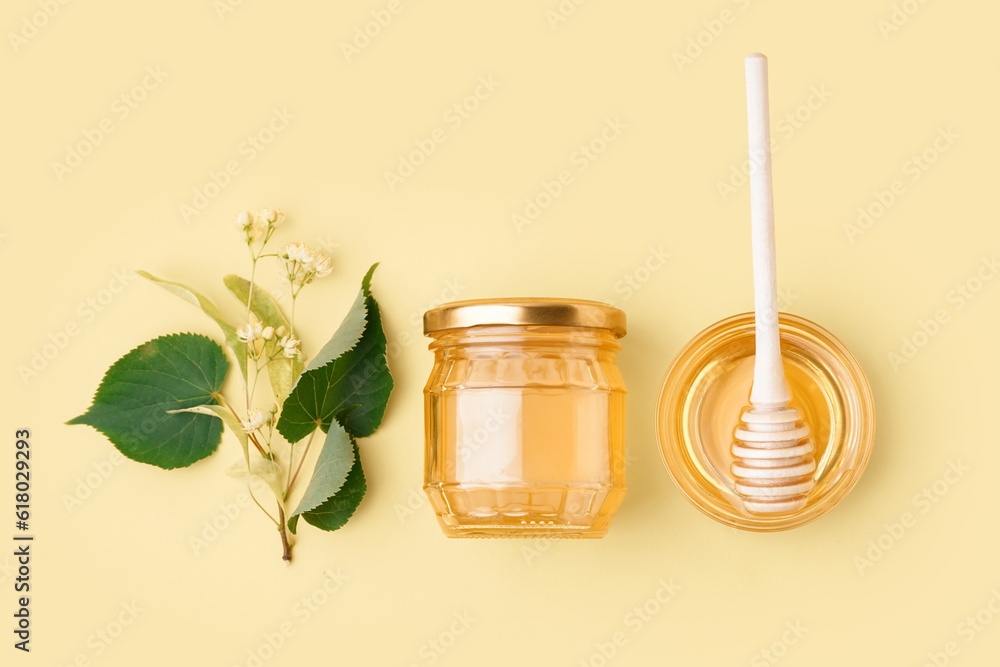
[68,332,222,417]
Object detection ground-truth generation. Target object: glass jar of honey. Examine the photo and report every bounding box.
[422,298,628,538]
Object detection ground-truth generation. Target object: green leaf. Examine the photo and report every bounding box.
[290,442,366,534]
[304,270,370,371]
[288,421,354,524]
[171,404,248,461]
[223,274,304,403]
[268,358,302,408]
[225,457,283,497]
[138,271,248,381]
[277,264,393,443]
[223,274,292,330]
[67,333,229,469]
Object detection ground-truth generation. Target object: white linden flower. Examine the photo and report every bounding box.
[241,408,269,433]
[260,208,285,228]
[236,321,264,343]
[279,242,334,287]
[311,252,333,278]
[281,242,311,264]
[280,335,301,358]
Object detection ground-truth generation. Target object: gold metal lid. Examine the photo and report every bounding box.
[423,298,626,338]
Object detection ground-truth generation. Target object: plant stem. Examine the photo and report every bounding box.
[247,484,279,526]
[277,504,292,563]
[287,429,318,495]
[246,249,258,322]
[283,294,300,496]
[248,433,268,458]
[248,361,265,406]
[244,243,258,411]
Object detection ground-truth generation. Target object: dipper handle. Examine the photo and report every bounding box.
[745,53,790,409]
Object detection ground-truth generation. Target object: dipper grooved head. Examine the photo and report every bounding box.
[731,406,816,514]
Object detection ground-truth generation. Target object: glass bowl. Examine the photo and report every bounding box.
[656,313,875,531]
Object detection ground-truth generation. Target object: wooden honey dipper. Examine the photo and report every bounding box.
[731,54,816,515]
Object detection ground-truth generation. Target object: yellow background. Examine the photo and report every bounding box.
[4,0,998,665]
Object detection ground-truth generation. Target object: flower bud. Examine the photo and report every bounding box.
[235,211,255,229]
[262,326,275,340]
[261,208,285,227]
